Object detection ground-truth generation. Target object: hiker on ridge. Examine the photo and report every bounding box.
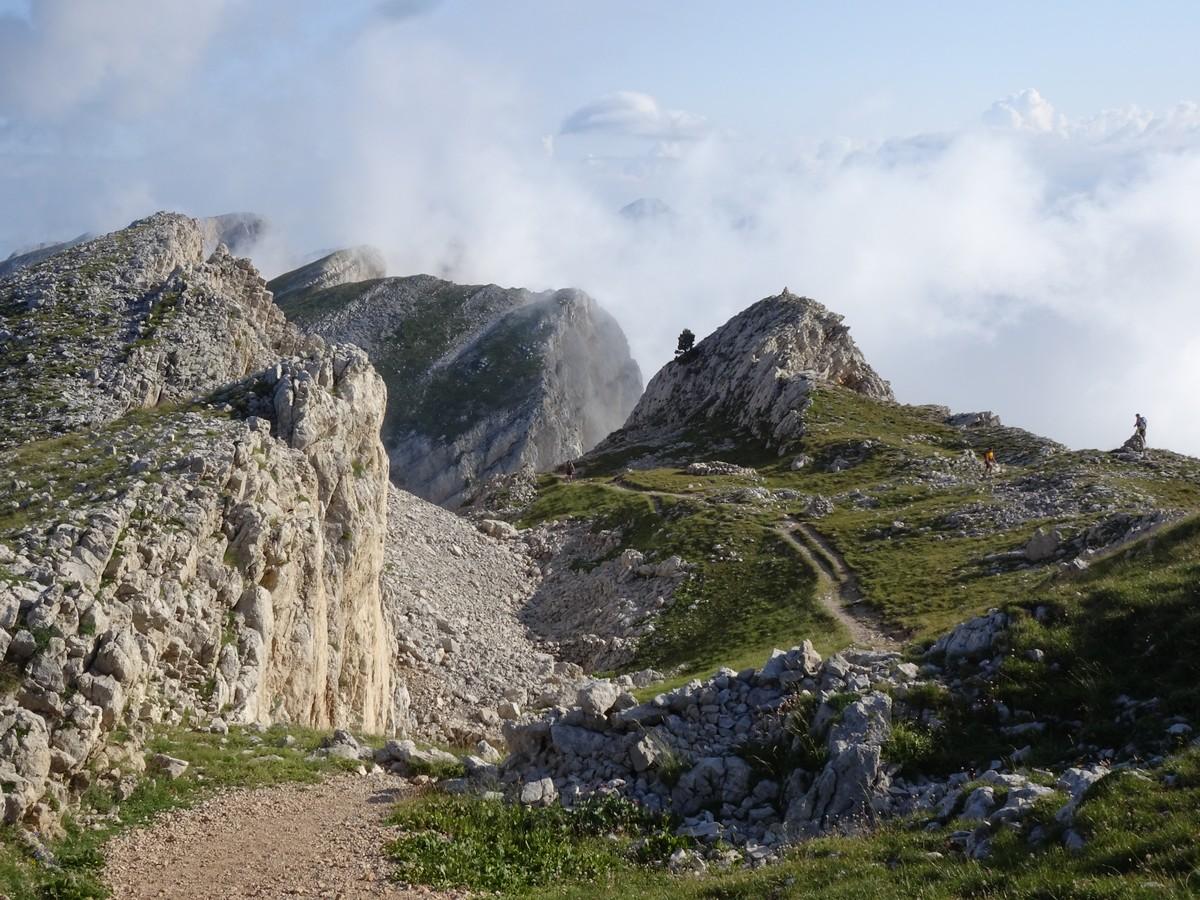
[1134,413,1148,443]
[982,448,996,477]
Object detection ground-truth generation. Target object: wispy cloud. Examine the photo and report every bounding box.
[560,91,709,141]
[374,0,441,21]
[0,0,236,119]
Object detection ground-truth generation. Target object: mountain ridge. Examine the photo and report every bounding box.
[270,270,643,506]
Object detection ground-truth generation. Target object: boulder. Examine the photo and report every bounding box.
[927,611,1008,662]
[149,754,189,780]
[960,786,995,821]
[519,776,558,807]
[576,680,621,718]
[1024,527,1061,563]
[787,693,892,836]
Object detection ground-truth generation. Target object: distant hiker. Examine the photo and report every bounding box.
[563,459,576,482]
[1135,413,1148,442]
[982,448,996,477]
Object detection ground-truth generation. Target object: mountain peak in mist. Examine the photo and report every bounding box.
[619,197,676,222]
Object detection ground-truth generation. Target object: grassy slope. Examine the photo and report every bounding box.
[473,384,1200,896]
[521,477,835,685]
[523,384,1200,680]
[993,513,1200,751]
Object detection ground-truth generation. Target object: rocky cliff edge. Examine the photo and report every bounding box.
[0,213,398,826]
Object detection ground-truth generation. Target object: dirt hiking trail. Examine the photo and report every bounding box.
[777,519,902,652]
[104,773,457,900]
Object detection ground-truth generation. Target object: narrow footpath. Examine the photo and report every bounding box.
[776,518,901,652]
[104,773,456,900]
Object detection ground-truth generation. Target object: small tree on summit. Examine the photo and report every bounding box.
[675,328,696,357]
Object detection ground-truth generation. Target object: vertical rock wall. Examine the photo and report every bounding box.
[0,214,398,825]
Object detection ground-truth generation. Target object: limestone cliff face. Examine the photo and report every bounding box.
[0,214,396,825]
[593,290,891,460]
[271,272,642,507]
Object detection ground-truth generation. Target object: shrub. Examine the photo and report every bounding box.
[882,720,938,776]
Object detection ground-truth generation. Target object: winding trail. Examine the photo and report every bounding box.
[776,519,901,652]
[599,475,903,651]
[104,773,456,900]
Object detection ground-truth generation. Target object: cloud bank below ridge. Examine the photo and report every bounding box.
[2,4,1200,455]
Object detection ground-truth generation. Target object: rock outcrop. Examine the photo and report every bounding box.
[0,213,397,825]
[269,273,643,507]
[591,290,891,463]
[195,213,269,258]
[266,247,387,304]
[0,213,266,283]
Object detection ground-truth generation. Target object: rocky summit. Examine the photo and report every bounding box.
[270,270,643,506]
[591,289,892,467]
[1,216,1200,898]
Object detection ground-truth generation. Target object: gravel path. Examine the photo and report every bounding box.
[104,773,455,899]
[778,519,901,651]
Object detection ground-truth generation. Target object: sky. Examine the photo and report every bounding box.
[3,1,1200,454]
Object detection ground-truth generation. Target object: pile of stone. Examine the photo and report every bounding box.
[496,643,934,856]
[384,488,587,745]
[1118,431,1147,454]
[520,522,690,670]
[685,461,760,478]
[487,628,1126,863]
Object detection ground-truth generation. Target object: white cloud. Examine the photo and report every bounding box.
[1,15,1200,461]
[560,91,709,141]
[0,0,238,119]
[983,88,1066,133]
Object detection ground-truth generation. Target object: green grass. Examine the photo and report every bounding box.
[522,476,836,682]
[989,513,1200,751]
[815,487,1054,639]
[387,793,692,894]
[535,383,1200,671]
[462,748,1200,899]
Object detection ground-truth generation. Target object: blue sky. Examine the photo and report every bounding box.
[3,1,1200,454]
[412,1,1200,138]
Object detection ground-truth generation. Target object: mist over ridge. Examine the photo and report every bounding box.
[3,2,1200,454]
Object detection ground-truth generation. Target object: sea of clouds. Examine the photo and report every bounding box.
[3,1,1200,453]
